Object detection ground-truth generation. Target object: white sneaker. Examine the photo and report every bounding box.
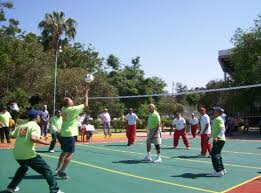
[173,146,178,149]
[49,150,55,153]
[187,147,191,150]
[7,187,19,192]
[207,171,224,177]
[143,155,152,162]
[54,169,60,176]
[57,189,64,193]
[153,157,162,163]
[223,169,227,175]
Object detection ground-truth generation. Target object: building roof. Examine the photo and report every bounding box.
[218,49,234,79]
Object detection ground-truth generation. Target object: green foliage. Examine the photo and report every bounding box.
[231,15,261,85]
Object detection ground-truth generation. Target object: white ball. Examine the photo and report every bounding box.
[84,74,94,83]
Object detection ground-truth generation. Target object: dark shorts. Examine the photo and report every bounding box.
[60,136,75,153]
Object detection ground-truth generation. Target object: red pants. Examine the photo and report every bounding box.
[191,125,198,138]
[201,134,212,155]
[173,129,190,147]
[126,125,136,145]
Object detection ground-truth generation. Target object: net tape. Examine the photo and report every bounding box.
[85,83,261,100]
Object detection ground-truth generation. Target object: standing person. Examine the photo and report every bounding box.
[0,105,12,143]
[189,113,198,139]
[125,108,141,146]
[243,117,249,135]
[198,108,212,157]
[5,110,64,193]
[8,101,20,123]
[172,113,190,149]
[100,109,111,138]
[143,104,162,163]
[41,105,50,138]
[55,85,89,179]
[207,107,226,177]
[259,119,261,135]
[49,110,63,153]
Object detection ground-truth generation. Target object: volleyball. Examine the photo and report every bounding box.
[84,74,94,83]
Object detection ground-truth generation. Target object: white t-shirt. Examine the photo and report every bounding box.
[125,113,138,125]
[189,118,198,126]
[200,114,211,134]
[173,118,186,130]
[100,112,111,123]
[81,124,95,131]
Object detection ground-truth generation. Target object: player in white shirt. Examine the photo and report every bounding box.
[125,108,141,146]
[189,113,198,139]
[100,109,111,138]
[198,108,212,156]
[172,113,190,149]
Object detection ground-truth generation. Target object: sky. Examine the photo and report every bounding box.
[6,0,261,92]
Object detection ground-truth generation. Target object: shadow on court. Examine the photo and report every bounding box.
[171,173,213,179]
[106,144,128,147]
[36,150,51,153]
[172,155,211,159]
[9,175,45,180]
[112,159,151,164]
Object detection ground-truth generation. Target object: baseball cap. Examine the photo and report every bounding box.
[191,113,195,116]
[27,110,43,120]
[212,107,223,113]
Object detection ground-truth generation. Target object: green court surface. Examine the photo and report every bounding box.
[1,138,261,193]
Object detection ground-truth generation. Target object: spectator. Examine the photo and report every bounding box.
[41,105,50,138]
[100,109,111,138]
[243,117,249,135]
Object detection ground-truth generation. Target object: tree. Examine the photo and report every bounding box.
[106,54,120,70]
[38,11,77,51]
[231,15,261,85]
[38,11,77,113]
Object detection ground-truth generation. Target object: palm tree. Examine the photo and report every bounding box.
[38,11,77,113]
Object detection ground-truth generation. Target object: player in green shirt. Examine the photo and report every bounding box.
[0,105,12,143]
[207,107,227,177]
[48,110,63,153]
[5,110,64,193]
[55,85,89,179]
[144,104,162,163]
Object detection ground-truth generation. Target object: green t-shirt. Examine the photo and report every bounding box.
[50,115,63,133]
[211,116,226,141]
[0,111,12,127]
[61,104,85,137]
[12,121,41,160]
[148,111,161,130]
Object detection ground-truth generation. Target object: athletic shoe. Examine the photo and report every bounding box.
[143,155,152,162]
[207,171,224,177]
[223,169,227,175]
[6,187,19,192]
[49,150,55,153]
[54,169,60,176]
[187,147,191,150]
[153,156,162,163]
[173,146,178,149]
[57,189,64,193]
[57,171,69,179]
